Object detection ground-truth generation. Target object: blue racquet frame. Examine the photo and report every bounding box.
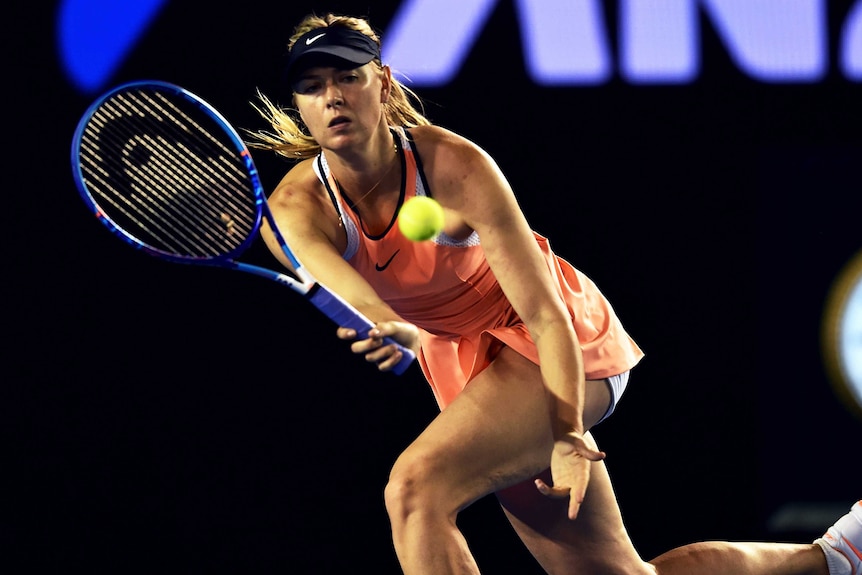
[71,80,415,375]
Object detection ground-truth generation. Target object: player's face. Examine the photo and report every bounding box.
[293,63,386,151]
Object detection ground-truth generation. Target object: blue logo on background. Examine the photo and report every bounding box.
[58,0,168,94]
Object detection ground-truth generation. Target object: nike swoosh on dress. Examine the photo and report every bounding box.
[375,249,400,271]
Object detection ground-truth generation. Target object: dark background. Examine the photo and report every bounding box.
[7,0,860,572]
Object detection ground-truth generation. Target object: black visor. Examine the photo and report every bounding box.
[284,27,381,87]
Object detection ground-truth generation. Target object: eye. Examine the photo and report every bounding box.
[294,80,321,95]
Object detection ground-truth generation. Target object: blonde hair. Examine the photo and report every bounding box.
[247,13,431,160]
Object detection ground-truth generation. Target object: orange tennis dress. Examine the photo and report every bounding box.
[314,128,644,410]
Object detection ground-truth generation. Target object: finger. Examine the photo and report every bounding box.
[370,321,396,338]
[568,496,583,520]
[364,342,402,363]
[351,337,381,355]
[337,327,358,340]
[534,478,549,494]
[373,348,404,372]
[534,479,570,499]
[576,446,607,462]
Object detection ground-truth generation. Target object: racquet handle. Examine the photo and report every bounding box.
[307,285,416,375]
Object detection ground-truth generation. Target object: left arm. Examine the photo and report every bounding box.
[416,126,603,519]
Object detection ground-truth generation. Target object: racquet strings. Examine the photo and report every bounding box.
[77,87,259,260]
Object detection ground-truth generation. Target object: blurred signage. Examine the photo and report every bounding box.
[59,0,862,94]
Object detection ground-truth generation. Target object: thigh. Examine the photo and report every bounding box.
[391,346,551,511]
[391,346,613,512]
[496,436,650,575]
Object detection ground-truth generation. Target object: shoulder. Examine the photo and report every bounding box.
[407,125,494,176]
[267,156,345,247]
[405,126,514,236]
[409,125,482,155]
[269,158,321,206]
[267,157,334,225]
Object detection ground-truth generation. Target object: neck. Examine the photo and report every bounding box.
[327,129,399,206]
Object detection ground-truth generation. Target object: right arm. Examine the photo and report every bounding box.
[259,160,420,369]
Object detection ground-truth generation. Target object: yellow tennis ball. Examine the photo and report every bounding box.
[398,196,444,241]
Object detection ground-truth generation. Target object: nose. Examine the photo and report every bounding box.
[325,81,343,109]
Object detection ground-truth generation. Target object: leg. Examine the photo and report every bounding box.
[499,437,858,575]
[385,343,855,575]
[647,498,860,575]
[496,434,654,575]
[383,346,616,574]
[499,448,840,575]
[648,500,862,575]
[650,542,826,575]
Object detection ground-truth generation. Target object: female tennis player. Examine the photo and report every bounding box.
[250,12,861,575]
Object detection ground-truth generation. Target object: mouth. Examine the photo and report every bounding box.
[328,116,350,128]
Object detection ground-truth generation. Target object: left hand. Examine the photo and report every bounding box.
[534,431,606,520]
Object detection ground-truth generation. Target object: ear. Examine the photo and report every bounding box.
[380,65,392,103]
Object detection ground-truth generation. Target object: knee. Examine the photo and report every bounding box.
[383,451,450,524]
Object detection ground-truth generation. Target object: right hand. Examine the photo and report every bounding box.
[337,320,420,371]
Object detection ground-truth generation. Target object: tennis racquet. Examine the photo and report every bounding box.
[71,80,415,375]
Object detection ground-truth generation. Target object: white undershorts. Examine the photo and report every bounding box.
[596,370,631,425]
